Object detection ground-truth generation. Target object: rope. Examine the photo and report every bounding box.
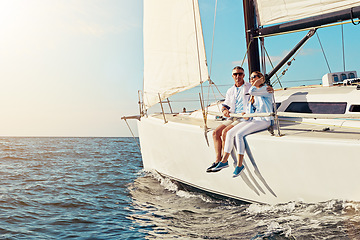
[124,119,141,151]
[210,84,222,112]
[316,31,331,73]
[350,7,360,25]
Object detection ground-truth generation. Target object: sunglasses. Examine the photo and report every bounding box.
[250,75,261,79]
[233,72,244,76]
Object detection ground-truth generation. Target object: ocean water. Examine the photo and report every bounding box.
[1,137,359,239]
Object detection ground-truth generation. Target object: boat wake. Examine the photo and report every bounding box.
[127,171,360,239]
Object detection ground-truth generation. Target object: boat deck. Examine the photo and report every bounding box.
[150,113,360,141]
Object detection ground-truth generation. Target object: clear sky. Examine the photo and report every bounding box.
[1,0,359,137]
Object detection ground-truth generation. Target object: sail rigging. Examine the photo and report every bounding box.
[143,0,209,109]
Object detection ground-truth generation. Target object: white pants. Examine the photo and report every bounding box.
[223,120,271,155]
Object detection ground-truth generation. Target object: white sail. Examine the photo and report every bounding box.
[143,0,209,109]
[255,0,360,26]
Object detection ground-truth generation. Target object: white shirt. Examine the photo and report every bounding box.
[222,82,251,113]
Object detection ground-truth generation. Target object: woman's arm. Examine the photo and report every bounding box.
[249,85,272,97]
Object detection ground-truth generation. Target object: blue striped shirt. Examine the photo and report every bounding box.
[222,82,251,113]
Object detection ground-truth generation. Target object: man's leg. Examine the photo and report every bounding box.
[207,120,232,172]
[212,124,226,163]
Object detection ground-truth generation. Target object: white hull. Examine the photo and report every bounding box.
[138,104,360,204]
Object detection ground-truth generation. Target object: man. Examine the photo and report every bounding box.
[206,66,273,173]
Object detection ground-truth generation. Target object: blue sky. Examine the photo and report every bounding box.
[0,0,359,137]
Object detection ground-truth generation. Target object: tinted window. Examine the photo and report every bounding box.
[276,103,281,109]
[349,73,355,79]
[349,105,360,112]
[333,74,339,82]
[285,102,347,114]
[341,74,347,81]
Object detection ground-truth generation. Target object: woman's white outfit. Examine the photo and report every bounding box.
[223,85,274,154]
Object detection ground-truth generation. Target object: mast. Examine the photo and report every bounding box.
[243,0,260,73]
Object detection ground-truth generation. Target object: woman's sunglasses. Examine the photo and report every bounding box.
[250,75,261,79]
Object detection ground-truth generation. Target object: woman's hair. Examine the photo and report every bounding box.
[252,71,264,79]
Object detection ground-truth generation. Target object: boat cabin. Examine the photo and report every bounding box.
[322,71,359,86]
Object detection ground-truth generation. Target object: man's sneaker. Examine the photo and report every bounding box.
[233,165,245,178]
[212,161,229,172]
[206,162,220,173]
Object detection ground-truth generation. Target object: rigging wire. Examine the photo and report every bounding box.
[206,0,218,113]
[205,0,227,116]
[241,39,253,68]
[316,31,332,73]
[124,119,141,151]
[262,45,282,88]
[269,35,312,86]
[209,0,218,76]
[341,24,346,72]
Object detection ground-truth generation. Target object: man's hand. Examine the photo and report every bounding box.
[223,109,230,118]
[266,86,274,93]
[241,112,249,120]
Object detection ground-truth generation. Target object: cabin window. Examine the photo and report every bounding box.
[332,74,339,82]
[275,103,281,109]
[340,73,347,81]
[349,105,360,112]
[285,102,347,114]
[348,72,356,79]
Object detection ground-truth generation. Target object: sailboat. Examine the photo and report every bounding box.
[123,0,360,204]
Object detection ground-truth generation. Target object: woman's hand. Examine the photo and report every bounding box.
[252,77,264,88]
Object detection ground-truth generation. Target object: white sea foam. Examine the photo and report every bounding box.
[147,170,179,192]
[251,222,292,239]
[146,169,214,203]
[267,222,292,237]
[246,201,297,215]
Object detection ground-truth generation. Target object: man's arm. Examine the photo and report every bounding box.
[221,88,232,117]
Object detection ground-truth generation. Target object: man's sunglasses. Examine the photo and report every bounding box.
[232,72,244,76]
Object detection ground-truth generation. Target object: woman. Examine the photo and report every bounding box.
[212,71,274,177]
